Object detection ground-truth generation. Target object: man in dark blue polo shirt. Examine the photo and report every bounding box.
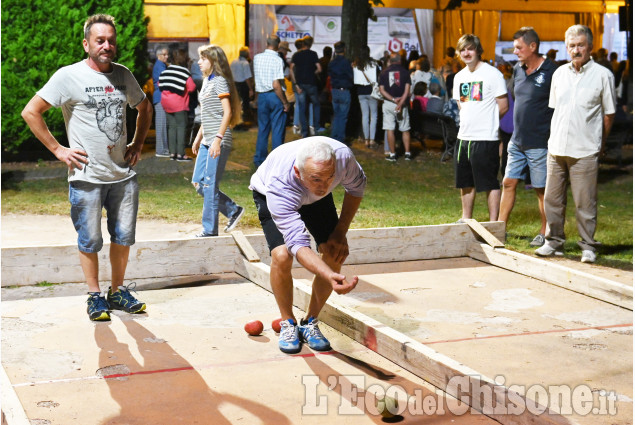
[291,36,322,138]
[498,27,557,247]
[328,41,354,143]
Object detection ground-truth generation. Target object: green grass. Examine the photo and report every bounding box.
[2,128,632,270]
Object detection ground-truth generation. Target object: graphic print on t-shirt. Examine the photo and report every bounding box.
[389,71,401,87]
[460,81,483,102]
[86,93,124,143]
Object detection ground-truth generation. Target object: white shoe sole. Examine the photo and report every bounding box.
[224,208,245,233]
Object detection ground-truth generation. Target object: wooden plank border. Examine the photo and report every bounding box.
[0,223,504,287]
[468,243,633,310]
[234,258,577,425]
[0,366,30,425]
[464,219,505,248]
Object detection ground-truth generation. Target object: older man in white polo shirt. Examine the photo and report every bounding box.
[535,25,616,263]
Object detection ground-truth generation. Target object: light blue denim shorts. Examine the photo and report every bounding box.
[504,142,548,188]
[69,176,139,253]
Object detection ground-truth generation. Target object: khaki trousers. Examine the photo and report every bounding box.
[544,153,600,252]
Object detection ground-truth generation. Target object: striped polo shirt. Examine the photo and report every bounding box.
[199,74,232,147]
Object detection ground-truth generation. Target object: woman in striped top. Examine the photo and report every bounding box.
[191,45,244,237]
[159,49,197,161]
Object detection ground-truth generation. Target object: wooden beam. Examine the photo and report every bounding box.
[1,366,30,425]
[464,219,505,248]
[231,231,261,262]
[468,243,633,310]
[234,258,577,425]
[1,223,505,287]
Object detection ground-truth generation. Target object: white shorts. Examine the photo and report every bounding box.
[382,101,410,132]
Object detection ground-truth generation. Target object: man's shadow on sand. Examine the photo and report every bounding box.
[94,316,291,425]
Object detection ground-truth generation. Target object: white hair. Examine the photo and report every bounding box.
[295,139,335,173]
[565,25,593,46]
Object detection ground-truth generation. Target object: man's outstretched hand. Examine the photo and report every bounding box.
[329,273,359,295]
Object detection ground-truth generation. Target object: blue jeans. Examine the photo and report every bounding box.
[254,91,286,167]
[331,89,350,143]
[504,142,548,188]
[358,94,378,140]
[294,92,314,128]
[192,143,240,235]
[297,84,320,137]
[69,176,139,253]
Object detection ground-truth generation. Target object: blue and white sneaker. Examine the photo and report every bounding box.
[107,283,146,314]
[278,319,301,354]
[87,292,110,321]
[299,317,331,351]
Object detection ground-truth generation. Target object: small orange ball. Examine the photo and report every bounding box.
[272,318,282,333]
[244,320,264,336]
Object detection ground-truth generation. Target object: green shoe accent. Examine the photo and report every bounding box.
[87,292,111,321]
[107,282,146,314]
[91,311,111,321]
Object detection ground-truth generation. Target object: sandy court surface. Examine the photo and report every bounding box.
[2,281,499,425]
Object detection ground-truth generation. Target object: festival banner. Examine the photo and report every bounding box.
[314,16,341,44]
[277,15,313,44]
[368,17,389,44]
[386,16,420,54]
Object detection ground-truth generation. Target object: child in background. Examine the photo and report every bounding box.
[412,81,428,113]
[191,45,245,237]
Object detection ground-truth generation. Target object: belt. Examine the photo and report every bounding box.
[259,89,274,93]
[333,87,349,91]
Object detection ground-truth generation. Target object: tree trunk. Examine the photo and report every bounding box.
[341,0,370,61]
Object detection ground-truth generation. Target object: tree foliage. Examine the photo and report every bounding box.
[1,0,149,154]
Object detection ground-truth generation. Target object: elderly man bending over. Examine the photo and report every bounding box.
[249,137,366,354]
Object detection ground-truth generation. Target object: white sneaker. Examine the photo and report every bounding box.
[535,243,564,257]
[581,250,597,263]
[293,125,300,135]
[529,234,545,247]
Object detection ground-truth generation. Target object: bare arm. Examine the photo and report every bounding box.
[395,84,411,111]
[273,79,290,112]
[320,193,363,264]
[124,97,153,167]
[496,94,509,118]
[601,113,615,155]
[295,246,358,295]
[208,97,232,159]
[289,64,301,93]
[192,126,204,156]
[21,95,89,170]
[379,85,392,102]
[246,77,254,96]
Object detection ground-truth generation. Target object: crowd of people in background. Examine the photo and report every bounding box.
[19,13,631,324]
[141,24,630,268]
[146,32,631,171]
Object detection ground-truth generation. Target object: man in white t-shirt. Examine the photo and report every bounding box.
[535,25,616,264]
[22,14,153,321]
[452,34,508,222]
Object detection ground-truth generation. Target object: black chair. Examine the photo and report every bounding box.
[412,111,458,162]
